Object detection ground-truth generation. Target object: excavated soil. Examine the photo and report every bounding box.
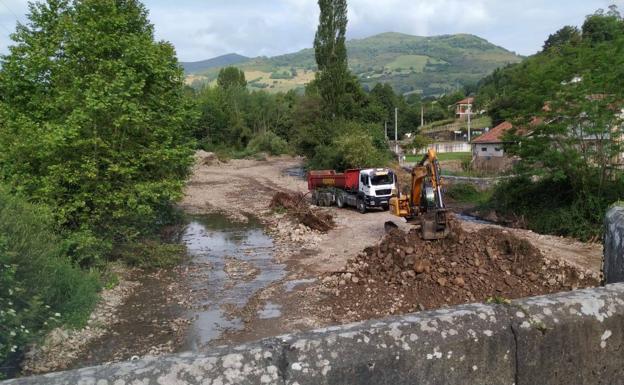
[318,218,599,323]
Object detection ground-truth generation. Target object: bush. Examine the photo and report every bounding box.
[246,131,291,156]
[0,189,100,375]
[489,175,624,240]
[308,121,391,170]
[445,183,490,204]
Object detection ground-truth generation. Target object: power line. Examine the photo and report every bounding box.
[0,0,20,20]
[0,21,12,35]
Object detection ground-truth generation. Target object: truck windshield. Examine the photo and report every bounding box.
[371,173,394,186]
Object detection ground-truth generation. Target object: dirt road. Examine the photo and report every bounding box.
[182,153,412,274]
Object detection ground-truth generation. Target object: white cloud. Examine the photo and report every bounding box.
[0,0,618,61]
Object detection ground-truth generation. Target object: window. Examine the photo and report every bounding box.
[495,148,502,152]
[371,172,394,186]
[481,147,487,152]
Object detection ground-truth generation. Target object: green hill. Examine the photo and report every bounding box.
[184,32,522,97]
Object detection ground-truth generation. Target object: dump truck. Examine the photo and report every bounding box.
[307,168,398,213]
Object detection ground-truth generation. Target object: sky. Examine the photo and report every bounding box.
[0,0,622,62]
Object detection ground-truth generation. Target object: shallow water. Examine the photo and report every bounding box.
[181,214,286,351]
[455,213,495,225]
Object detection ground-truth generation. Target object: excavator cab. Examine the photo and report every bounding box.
[389,149,450,240]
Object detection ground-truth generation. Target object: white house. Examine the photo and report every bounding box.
[455,97,474,119]
[470,121,517,171]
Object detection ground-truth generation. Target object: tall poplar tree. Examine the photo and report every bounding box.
[313,0,350,117]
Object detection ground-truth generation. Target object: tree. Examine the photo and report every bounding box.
[0,0,195,242]
[313,0,350,117]
[217,66,247,89]
[369,83,398,122]
[543,26,581,51]
[582,6,623,44]
[476,7,624,239]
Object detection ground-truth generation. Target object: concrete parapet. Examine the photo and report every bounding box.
[4,284,624,385]
[604,206,624,284]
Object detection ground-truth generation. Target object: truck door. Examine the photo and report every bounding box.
[359,173,371,196]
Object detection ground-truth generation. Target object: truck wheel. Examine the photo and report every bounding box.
[357,198,367,214]
[382,204,389,211]
[311,191,319,206]
[336,194,345,208]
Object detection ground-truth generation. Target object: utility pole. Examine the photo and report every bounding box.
[420,105,424,128]
[394,107,399,155]
[467,105,472,143]
[384,121,388,140]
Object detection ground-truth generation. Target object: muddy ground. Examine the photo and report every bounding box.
[22,153,604,374]
[178,153,603,345]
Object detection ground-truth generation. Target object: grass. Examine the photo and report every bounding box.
[421,116,492,133]
[445,183,492,204]
[386,55,430,72]
[405,152,471,162]
[442,169,502,178]
[0,189,101,375]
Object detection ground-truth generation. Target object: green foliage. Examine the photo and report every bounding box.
[308,121,391,170]
[490,175,624,240]
[217,66,247,88]
[477,6,624,239]
[403,134,432,152]
[269,71,293,80]
[0,0,195,247]
[246,131,291,156]
[543,26,581,51]
[115,240,185,269]
[582,6,624,45]
[314,0,350,117]
[0,189,100,374]
[445,183,491,204]
[194,85,296,151]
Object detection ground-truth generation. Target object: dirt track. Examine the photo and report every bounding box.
[181,153,603,344]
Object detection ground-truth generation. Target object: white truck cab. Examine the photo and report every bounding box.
[356,168,398,212]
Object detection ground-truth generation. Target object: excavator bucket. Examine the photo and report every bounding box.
[420,209,450,240]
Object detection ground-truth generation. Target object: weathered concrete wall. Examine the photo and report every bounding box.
[604,206,624,284]
[4,284,624,385]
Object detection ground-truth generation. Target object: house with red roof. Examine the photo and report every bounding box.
[470,121,518,172]
[455,97,474,119]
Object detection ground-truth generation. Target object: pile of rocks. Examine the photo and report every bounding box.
[272,216,323,245]
[318,219,599,322]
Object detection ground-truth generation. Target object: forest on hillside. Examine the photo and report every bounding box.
[474,5,624,240]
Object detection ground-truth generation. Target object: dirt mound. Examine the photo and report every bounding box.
[194,150,220,166]
[270,192,334,232]
[319,218,598,322]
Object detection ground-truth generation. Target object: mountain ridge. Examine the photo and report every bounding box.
[182,32,522,97]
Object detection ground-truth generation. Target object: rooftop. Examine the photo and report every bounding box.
[471,121,513,144]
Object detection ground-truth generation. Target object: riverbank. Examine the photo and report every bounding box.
[18,153,603,375]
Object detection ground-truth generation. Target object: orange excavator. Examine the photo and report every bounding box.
[388,148,450,240]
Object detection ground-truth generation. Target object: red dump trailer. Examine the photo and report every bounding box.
[307,169,359,191]
[307,168,397,213]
